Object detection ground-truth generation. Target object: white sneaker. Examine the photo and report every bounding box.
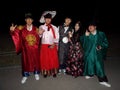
[62,69,66,75]
[85,76,93,79]
[21,77,27,84]
[58,69,62,74]
[35,74,39,80]
[99,82,111,87]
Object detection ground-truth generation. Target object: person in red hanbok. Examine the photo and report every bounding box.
[39,11,59,78]
[10,13,40,84]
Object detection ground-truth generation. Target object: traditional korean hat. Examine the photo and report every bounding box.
[39,11,56,23]
[88,20,97,26]
[25,13,33,19]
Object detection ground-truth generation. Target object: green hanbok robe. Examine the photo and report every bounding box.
[80,30,108,78]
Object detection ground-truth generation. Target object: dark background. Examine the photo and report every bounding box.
[0,0,119,35]
[0,1,120,90]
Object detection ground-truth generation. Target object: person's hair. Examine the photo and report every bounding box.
[65,17,72,20]
[25,13,33,19]
[73,21,84,36]
[88,21,97,26]
[75,21,81,27]
[44,13,52,18]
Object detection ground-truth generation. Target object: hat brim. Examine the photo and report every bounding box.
[39,11,56,23]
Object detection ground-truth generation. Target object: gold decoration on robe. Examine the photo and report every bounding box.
[25,34,36,46]
[17,25,24,30]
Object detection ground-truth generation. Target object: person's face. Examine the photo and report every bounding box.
[65,18,71,26]
[75,23,80,31]
[45,18,52,25]
[25,18,33,25]
[88,25,96,32]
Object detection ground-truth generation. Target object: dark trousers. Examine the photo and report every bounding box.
[22,71,40,77]
[59,64,66,69]
[98,76,108,82]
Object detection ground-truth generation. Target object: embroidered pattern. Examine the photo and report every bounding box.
[25,34,36,46]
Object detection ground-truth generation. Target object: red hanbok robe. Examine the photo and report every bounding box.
[11,26,40,72]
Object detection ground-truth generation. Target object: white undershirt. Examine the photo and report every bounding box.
[91,30,97,35]
[64,26,69,33]
[27,25,32,31]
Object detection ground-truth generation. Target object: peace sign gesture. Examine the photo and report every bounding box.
[10,23,17,32]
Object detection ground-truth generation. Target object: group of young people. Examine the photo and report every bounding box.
[9,11,111,87]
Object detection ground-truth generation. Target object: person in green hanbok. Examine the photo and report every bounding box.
[80,21,111,87]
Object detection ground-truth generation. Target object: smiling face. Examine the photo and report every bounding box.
[75,23,80,31]
[88,25,96,32]
[65,18,72,26]
[45,18,52,25]
[25,18,33,26]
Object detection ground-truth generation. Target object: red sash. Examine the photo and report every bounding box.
[47,24,56,39]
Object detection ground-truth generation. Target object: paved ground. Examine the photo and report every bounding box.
[0,56,120,90]
[0,32,120,90]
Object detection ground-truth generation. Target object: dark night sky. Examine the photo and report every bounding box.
[0,0,119,34]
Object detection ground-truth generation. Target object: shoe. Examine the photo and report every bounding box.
[21,77,27,84]
[73,75,78,78]
[43,74,47,78]
[62,69,66,75]
[35,74,39,80]
[99,82,111,87]
[85,76,93,79]
[53,74,57,78]
[58,69,62,74]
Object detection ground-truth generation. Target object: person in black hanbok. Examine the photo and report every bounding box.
[65,21,84,78]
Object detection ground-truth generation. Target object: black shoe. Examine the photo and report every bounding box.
[74,75,78,78]
[43,74,47,78]
[53,74,57,78]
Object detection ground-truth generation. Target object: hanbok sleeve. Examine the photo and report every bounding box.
[10,28,22,54]
[54,26,59,44]
[80,34,89,45]
[98,32,109,60]
[80,35,84,44]
[38,25,43,38]
[100,32,109,49]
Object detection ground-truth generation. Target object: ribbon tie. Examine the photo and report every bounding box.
[46,24,56,39]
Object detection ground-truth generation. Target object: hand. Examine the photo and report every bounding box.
[39,28,45,35]
[68,38,71,42]
[48,44,55,49]
[10,23,17,32]
[85,30,90,36]
[96,45,102,50]
[68,31,72,37]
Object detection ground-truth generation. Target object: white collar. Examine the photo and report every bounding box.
[27,25,32,31]
[64,23,69,27]
[91,30,97,35]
